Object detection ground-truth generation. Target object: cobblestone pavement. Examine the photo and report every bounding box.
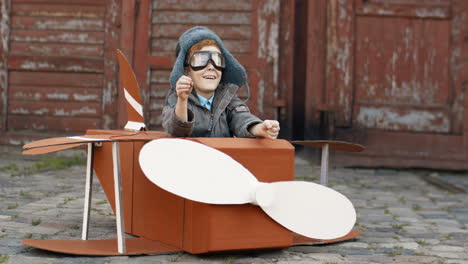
[0,145,467,264]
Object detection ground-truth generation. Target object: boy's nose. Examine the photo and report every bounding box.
[206,61,215,70]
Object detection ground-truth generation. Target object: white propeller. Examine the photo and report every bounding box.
[139,138,356,240]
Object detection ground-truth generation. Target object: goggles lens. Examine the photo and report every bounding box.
[186,51,225,71]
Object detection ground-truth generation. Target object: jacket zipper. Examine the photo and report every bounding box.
[208,113,214,132]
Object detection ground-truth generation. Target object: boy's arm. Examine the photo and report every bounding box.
[227,97,262,138]
[162,89,194,137]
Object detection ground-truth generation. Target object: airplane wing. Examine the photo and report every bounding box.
[23,131,166,155]
[290,140,365,152]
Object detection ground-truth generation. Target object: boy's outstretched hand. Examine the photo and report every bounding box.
[249,120,280,139]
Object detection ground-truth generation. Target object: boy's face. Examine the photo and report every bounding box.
[188,45,222,99]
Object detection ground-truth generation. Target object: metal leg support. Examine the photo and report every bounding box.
[82,143,94,240]
[320,143,329,186]
[112,142,126,254]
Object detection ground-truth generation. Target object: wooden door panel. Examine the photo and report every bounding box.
[354,15,451,133]
[327,0,468,168]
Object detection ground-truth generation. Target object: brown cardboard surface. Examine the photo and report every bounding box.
[292,229,362,246]
[92,142,134,233]
[132,141,185,249]
[22,237,181,256]
[23,143,86,155]
[87,134,296,253]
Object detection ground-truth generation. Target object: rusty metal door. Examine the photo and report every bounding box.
[324,0,468,169]
[0,0,121,145]
[131,0,285,131]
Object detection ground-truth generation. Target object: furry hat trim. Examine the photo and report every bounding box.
[169,26,247,90]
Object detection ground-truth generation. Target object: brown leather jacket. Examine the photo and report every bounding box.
[162,83,262,137]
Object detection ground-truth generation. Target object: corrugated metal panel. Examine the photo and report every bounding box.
[4,0,119,143]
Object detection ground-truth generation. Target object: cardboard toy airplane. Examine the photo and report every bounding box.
[21,50,365,256]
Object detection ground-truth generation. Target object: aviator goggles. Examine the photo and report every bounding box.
[185,51,226,71]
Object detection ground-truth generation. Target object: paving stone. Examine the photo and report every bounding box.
[430,245,465,252]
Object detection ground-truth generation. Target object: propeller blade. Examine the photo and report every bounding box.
[255,181,356,240]
[139,138,357,240]
[139,138,259,204]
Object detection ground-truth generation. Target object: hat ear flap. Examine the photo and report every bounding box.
[175,43,181,58]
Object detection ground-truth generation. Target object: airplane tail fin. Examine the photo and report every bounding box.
[116,49,146,131]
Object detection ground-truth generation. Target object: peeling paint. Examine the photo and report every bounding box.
[33,108,49,115]
[73,93,98,101]
[20,61,52,69]
[33,19,103,30]
[13,32,103,44]
[102,114,112,130]
[11,108,29,114]
[14,91,41,100]
[357,106,450,133]
[46,93,68,100]
[54,106,96,117]
[257,79,264,114]
[71,106,96,116]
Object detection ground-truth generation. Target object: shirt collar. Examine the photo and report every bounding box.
[196,94,214,111]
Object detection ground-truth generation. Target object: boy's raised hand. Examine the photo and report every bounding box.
[176,75,193,101]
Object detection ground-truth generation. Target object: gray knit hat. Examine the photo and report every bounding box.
[169,26,248,92]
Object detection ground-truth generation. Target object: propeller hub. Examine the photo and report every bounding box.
[253,182,274,207]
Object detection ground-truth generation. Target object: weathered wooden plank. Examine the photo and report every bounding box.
[8,55,103,72]
[12,0,110,6]
[149,84,170,99]
[451,0,468,135]
[149,69,170,84]
[134,0,152,124]
[101,0,121,129]
[335,129,465,163]
[8,101,102,117]
[12,3,106,17]
[353,104,450,133]
[8,115,101,132]
[326,0,354,127]
[148,98,164,111]
[118,0,137,127]
[12,16,104,31]
[152,24,252,40]
[256,0,280,117]
[153,0,251,11]
[151,38,251,54]
[0,0,10,132]
[277,0,295,138]
[152,11,251,25]
[9,85,101,102]
[11,29,104,44]
[304,0,327,139]
[355,0,451,19]
[9,71,103,87]
[148,110,163,127]
[355,16,450,106]
[10,42,103,57]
